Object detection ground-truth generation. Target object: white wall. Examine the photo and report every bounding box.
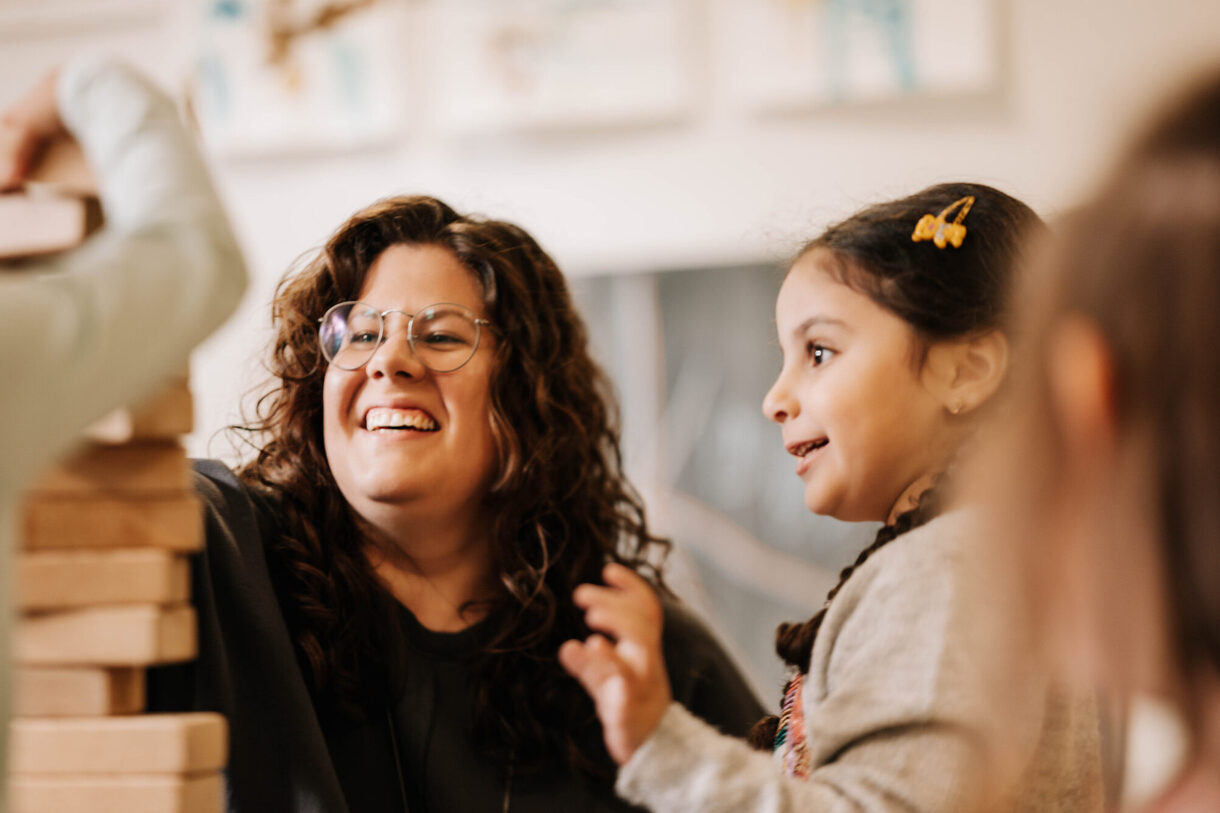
[3,0,1220,456]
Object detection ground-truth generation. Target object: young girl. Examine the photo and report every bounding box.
[559,183,1106,811]
[979,71,1220,811]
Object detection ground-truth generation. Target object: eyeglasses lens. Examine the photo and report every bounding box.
[411,306,480,372]
[319,303,481,372]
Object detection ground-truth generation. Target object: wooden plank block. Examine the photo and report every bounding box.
[10,712,226,774]
[18,549,189,611]
[0,190,102,262]
[16,604,196,666]
[84,378,194,443]
[22,492,203,551]
[29,441,189,496]
[10,772,222,813]
[14,666,145,717]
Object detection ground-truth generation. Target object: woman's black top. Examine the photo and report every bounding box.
[148,460,765,812]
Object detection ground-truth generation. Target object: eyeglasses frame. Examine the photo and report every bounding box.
[317,300,493,373]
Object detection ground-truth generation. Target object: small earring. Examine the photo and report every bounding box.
[949,399,964,415]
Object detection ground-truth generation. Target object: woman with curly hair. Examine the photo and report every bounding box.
[148,195,762,812]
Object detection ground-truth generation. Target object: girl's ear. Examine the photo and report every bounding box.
[923,329,1010,416]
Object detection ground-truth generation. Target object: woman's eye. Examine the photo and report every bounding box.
[350,331,379,345]
[420,332,469,348]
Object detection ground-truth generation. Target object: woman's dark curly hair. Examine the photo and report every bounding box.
[749,182,1044,749]
[234,195,669,778]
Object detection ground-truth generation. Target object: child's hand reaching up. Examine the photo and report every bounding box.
[559,563,673,765]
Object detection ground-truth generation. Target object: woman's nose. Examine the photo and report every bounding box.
[365,320,427,380]
[762,368,799,424]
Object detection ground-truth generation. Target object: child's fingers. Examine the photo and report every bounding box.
[558,638,591,680]
[583,601,659,649]
[558,635,629,697]
[572,582,617,610]
[577,589,663,654]
[602,564,664,626]
[575,569,663,622]
[601,562,655,596]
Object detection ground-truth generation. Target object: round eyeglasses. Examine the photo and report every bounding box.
[318,301,492,373]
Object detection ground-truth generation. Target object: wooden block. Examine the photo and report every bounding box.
[18,550,189,611]
[84,378,194,443]
[10,712,226,774]
[10,772,222,813]
[0,190,102,262]
[16,604,196,666]
[14,667,144,717]
[22,492,202,551]
[29,441,190,496]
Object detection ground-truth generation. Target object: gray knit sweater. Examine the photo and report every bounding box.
[617,510,1105,812]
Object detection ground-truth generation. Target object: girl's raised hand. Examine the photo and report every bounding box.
[559,563,673,765]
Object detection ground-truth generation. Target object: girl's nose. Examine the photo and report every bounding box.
[762,368,799,424]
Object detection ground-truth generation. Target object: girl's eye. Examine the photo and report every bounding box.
[809,342,835,367]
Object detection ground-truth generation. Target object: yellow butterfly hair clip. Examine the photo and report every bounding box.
[911,195,975,249]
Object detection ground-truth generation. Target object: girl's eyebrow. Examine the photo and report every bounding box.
[795,315,850,334]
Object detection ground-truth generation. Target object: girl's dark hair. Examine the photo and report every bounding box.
[749,182,1044,750]
[1025,72,1220,709]
[235,195,669,777]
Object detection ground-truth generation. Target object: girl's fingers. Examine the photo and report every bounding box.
[558,638,590,679]
[582,594,662,647]
[601,562,653,595]
[558,635,628,696]
[572,582,616,609]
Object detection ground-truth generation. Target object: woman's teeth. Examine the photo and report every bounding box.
[365,407,438,431]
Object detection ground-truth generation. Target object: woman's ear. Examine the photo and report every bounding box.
[923,329,1010,416]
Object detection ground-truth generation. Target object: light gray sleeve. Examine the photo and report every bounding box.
[0,55,247,485]
[618,701,894,813]
[616,521,1041,813]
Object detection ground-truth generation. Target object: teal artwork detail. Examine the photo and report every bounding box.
[823,0,916,100]
[210,0,244,20]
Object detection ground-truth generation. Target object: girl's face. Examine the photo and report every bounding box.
[322,243,499,532]
[762,249,955,523]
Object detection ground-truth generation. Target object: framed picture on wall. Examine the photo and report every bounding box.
[424,0,700,135]
[191,0,407,157]
[718,0,1000,112]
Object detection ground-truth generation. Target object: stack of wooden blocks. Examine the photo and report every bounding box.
[9,378,227,812]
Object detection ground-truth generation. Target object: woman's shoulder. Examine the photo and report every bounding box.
[193,458,243,495]
[191,458,283,549]
[659,595,766,737]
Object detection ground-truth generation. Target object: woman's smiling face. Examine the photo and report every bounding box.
[322,243,498,529]
[762,249,952,523]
